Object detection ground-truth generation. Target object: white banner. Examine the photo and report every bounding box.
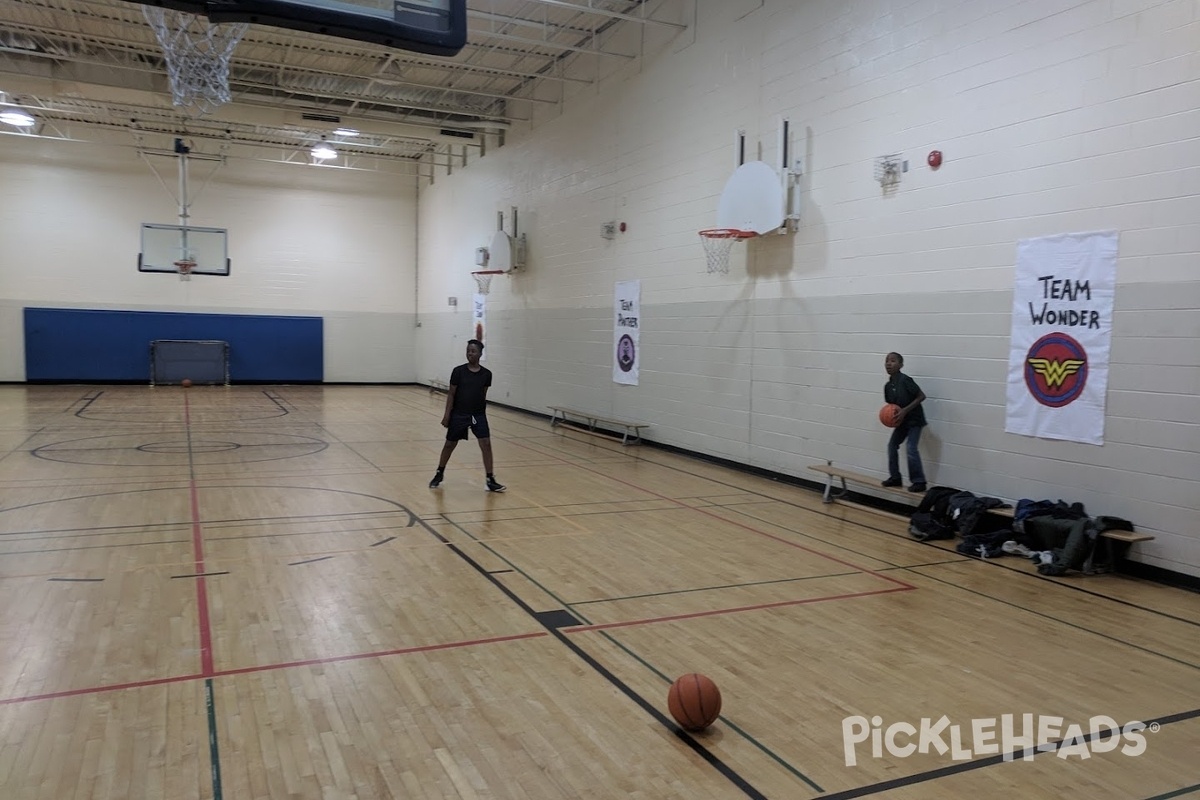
[1005,231,1118,445]
[613,280,640,385]
[472,293,486,360]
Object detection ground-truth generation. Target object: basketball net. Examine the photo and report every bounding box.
[472,271,504,295]
[699,229,755,274]
[142,7,248,116]
[175,258,196,282]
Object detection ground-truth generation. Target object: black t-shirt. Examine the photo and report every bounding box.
[884,372,926,427]
[450,364,492,414]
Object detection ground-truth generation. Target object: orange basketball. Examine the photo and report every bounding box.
[667,673,722,731]
[879,403,901,428]
[181,379,192,388]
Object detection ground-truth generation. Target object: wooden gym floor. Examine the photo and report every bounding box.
[0,384,1196,800]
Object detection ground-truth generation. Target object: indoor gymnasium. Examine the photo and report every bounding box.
[0,1,1197,798]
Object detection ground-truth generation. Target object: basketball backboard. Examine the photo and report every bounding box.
[122,0,467,55]
[715,160,785,235]
[138,223,231,276]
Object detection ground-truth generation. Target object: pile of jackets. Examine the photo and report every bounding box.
[908,491,1135,576]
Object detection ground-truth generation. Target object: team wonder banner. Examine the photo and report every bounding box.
[1005,231,1118,445]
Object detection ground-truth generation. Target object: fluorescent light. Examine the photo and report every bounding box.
[332,127,360,137]
[0,109,35,127]
[311,141,337,160]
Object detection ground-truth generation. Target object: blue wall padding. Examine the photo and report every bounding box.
[24,308,324,382]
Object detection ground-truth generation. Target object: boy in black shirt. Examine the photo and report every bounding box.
[429,339,506,492]
[882,352,928,492]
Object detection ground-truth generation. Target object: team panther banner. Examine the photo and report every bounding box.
[613,280,640,385]
[1005,231,1118,445]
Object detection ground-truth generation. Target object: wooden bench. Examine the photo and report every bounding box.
[548,406,649,445]
[428,379,449,395]
[806,462,1154,545]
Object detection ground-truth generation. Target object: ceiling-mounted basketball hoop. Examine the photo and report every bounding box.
[174,257,196,281]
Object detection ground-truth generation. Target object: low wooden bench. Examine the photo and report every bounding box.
[548,406,649,445]
[428,379,449,395]
[807,462,1154,545]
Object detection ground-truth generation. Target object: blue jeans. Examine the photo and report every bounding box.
[887,425,926,484]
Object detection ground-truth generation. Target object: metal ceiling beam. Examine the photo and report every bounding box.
[516,0,686,29]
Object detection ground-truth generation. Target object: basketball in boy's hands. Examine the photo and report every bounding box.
[667,673,722,731]
[879,403,902,428]
[181,379,192,388]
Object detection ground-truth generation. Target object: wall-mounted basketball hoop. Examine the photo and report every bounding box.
[701,117,803,273]
[174,257,197,281]
[698,229,757,274]
[488,207,526,272]
[471,270,506,295]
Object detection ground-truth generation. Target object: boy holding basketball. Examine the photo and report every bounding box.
[429,339,506,492]
[882,352,927,492]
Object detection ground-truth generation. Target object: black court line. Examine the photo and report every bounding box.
[289,556,335,566]
[567,571,863,606]
[2,539,190,556]
[909,566,1200,671]
[1145,783,1200,799]
[171,571,231,579]
[821,706,1200,800]
[371,536,397,546]
[417,517,768,799]
[716,493,1200,629]
[487,568,513,574]
[47,577,104,582]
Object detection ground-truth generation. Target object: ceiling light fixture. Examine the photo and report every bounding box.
[332,128,360,137]
[311,138,337,160]
[0,108,36,128]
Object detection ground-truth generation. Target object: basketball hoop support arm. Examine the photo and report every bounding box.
[779,116,801,232]
[178,143,191,257]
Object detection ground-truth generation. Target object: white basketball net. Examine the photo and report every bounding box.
[699,229,753,274]
[175,258,196,282]
[472,272,495,295]
[143,8,248,116]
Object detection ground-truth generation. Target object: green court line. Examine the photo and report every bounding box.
[205,678,223,800]
[442,515,824,794]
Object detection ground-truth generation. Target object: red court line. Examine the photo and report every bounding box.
[564,585,914,633]
[184,394,215,676]
[508,439,917,590]
[0,631,547,706]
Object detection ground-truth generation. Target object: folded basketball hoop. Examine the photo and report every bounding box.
[698,228,756,274]
[174,258,196,281]
[472,270,505,295]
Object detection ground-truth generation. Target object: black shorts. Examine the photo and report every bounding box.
[446,412,491,441]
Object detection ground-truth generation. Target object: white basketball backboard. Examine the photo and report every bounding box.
[715,161,785,235]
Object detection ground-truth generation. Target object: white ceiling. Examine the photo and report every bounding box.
[0,0,689,169]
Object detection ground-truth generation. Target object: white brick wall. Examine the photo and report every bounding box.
[416,0,1200,577]
[0,133,418,382]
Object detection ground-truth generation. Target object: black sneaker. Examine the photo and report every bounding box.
[429,470,444,489]
[908,483,927,493]
[485,477,506,493]
[881,477,903,488]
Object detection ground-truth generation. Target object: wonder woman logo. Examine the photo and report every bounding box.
[1024,333,1088,407]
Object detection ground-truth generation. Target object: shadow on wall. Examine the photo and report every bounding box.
[746,125,826,283]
